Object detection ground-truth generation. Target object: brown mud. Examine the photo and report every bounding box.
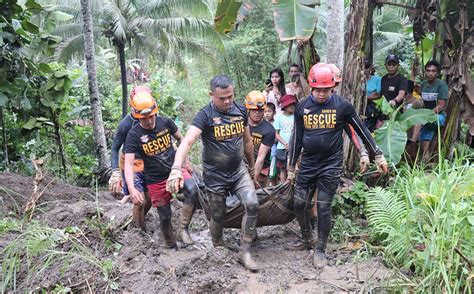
[0,172,392,292]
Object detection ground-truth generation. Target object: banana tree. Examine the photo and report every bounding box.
[215,0,320,72]
[410,0,473,159]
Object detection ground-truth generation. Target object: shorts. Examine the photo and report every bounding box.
[419,113,446,142]
[276,149,287,169]
[122,171,146,196]
[147,169,191,207]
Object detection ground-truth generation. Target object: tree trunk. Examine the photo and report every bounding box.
[80,0,111,181]
[341,0,371,176]
[117,41,128,119]
[429,0,472,159]
[51,111,67,176]
[0,107,8,171]
[326,0,344,69]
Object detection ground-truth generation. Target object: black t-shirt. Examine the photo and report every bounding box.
[381,73,408,106]
[110,114,140,169]
[192,102,247,180]
[123,116,178,183]
[289,94,379,167]
[250,120,275,168]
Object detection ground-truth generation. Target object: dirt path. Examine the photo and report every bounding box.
[0,173,392,292]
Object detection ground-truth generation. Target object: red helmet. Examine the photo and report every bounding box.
[308,63,336,88]
[280,94,297,110]
[327,63,342,83]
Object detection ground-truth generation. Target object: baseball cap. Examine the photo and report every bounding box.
[385,54,400,64]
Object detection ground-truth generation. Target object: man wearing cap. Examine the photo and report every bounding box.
[287,64,389,268]
[166,75,260,271]
[381,54,408,108]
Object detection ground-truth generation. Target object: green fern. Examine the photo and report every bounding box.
[366,187,408,235]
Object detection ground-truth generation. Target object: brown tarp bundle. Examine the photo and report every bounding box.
[191,170,295,229]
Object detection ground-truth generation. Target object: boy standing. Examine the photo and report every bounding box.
[274,94,297,182]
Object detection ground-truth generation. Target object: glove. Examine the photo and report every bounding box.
[166,167,183,194]
[375,154,389,174]
[108,169,122,195]
[359,153,370,173]
[287,166,296,182]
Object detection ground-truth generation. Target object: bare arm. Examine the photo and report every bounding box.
[433,99,446,114]
[243,126,255,169]
[172,126,202,169]
[172,130,193,172]
[367,91,381,101]
[394,90,406,104]
[275,130,287,147]
[254,144,271,180]
[124,152,143,203]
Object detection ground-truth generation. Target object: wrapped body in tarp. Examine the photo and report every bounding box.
[191,170,295,229]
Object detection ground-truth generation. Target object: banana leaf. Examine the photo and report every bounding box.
[375,108,437,164]
[374,121,407,165]
[214,0,244,34]
[398,108,437,131]
[271,0,320,42]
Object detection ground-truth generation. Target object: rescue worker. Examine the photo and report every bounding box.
[245,91,276,187]
[287,64,389,268]
[123,90,198,247]
[166,75,260,271]
[108,86,152,229]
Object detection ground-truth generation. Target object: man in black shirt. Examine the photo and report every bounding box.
[245,90,276,187]
[166,75,260,271]
[288,64,389,268]
[108,86,152,229]
[123,93,198,248]
[380,54,408,108]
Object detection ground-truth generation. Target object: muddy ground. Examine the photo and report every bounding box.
[0,172,393,292]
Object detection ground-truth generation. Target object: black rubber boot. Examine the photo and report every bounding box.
[240,240,259,272]
[178,204,195,245]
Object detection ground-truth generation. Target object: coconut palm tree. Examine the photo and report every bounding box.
[52,0,223,117]
[80,0,111,178]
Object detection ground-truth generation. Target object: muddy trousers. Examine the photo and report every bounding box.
[157,204,176,247]
[294,184,335,252]
[208,173,258,244]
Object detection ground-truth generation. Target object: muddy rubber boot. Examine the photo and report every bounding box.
[240,241,259,272]
[160,222,177,249]
[179,204,195,246]
[209,220,224,247]
[313,249,327,269]
[286,231,315,251]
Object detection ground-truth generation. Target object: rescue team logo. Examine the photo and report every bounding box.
[141,129,172,156]
[303,109,337,129]
[212,117,222,125]
[213,120,245,141]
[140,135,149,143]
[252,132,262,147]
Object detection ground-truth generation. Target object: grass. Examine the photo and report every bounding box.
[0,218,118,292]
[365,154,473,293]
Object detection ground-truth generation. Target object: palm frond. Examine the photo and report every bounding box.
[139,0,211,19]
